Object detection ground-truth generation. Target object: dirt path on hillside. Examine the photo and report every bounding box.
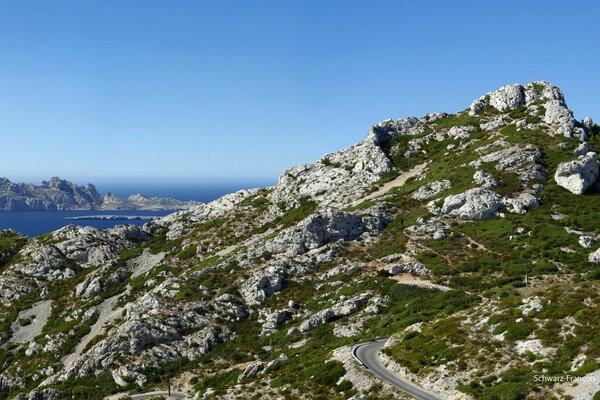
[390,273,451,292]
[358,162,428,205]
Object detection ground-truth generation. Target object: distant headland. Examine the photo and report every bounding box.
[0,177,201,211]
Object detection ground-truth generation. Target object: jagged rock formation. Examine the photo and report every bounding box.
[0,177,199,211]
[2,81,600,400]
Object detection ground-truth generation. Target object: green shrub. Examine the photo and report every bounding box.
[177,244,197,260]
[300,360,345,386]
[194,369,240,393]
[279,197,318,228]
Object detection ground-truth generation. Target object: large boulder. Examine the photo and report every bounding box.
[588,248,600,263]
[554,153,599,195]
[431,188,503,220]
[489,84,525,112]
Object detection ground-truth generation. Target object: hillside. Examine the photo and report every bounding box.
[1,81,600,400]
[0,177,198,211]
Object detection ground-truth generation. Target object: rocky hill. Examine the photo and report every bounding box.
[0,177,199,211]
[1,81,600,400]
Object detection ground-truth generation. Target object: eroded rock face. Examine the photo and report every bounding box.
[489,84,526,112]
[469,143,544,183]
[430,188,503,220]
[264,208,388,256]
[544,100,576,137]
[259,308,294,336]
[554,153,599,194]
[268,134,394,208]
[240,263,289,305]
[297,293,371,334]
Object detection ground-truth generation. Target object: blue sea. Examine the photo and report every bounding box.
[0,180,274,237]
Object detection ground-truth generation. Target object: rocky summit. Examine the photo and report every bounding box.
[0,177,199,211]
[1,81,600,400]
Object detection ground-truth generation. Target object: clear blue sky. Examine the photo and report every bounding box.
[1,0,599,184]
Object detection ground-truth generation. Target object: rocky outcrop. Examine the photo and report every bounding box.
[263,208,387,256]
[469,143,544,183]
[268,131,394,208]
[240,263,289,305]
[489,84,526,112]
[554,153,599,194]
[544,100,577,137]
[412,180,451,200]
[259,308,294,336]
[473,170,499,188]
[588,248,600,263]
[430,188,503,220]
[297,293,371,334]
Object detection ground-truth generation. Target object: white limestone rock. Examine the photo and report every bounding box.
[259,308,294,336]
[469,144,544,183]
[473,170,499,188]
[264,208,388,256]
[405,217,450,241]
[382,254,429,276]
[420,112,448,124]
[480,117,507,131]
[574,142,590,157]
[579,236,595,248]
[470,98,485,113]
[431,188,503,220]
[588,248,600,263]
[554,152,599,194]
[238,361,266,381]
[112,366,147,388]
[297,293,371,334]
[489,84,525,112]
[447,125,475,140]
[269,129,394,208]
[503,192,539,214]
[544,100,576,137]
[240,263,289,305]
[412,180,451,200]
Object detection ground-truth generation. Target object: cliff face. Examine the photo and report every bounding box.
[0,177,198,211]
[1,82,600,400]
[0,177,103,211]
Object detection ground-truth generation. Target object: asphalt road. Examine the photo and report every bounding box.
[353,340,442,400]
[129,391,189,399]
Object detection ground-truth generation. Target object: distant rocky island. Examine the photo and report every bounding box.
[64,215,160,221]
[0,177,200,211]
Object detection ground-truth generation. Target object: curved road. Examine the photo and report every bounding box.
[129,390,189,399]
[353,340,442,400]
